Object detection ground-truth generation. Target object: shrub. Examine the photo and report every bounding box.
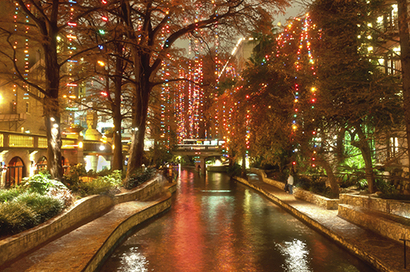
[0,191,67,236]
[295,175,311,190]
[74,170,124,196]
[21,172,74,207]
[47,187,74,207]
[21,172,53,195]
[14,192,64,221]
[226,163,242,178]
[295,175,337,199]
[375,179,398,196]
[124,167,156,189]
[22,172,69,194]
[0,187,22,203]
[0,201,39,235]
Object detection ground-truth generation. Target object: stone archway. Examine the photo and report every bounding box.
[6,156,25,187]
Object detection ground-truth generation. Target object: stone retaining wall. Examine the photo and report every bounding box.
[294,188,339,210]
[338,204,410,245]
[340,194,410,218]
[84,192,173,272]
[249,168,285,190]
[249,168,338,209]
[0,175,166,268]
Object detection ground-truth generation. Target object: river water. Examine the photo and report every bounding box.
[99,168,375,272]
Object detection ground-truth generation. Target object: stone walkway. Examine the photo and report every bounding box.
[1,192,172,272]
[240,173,409,272]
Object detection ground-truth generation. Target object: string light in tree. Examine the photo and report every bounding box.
[275,13,319,168]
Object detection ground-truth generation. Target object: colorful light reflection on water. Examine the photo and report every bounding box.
[100,168,375,272]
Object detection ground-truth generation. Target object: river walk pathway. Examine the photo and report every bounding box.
[1,172,408,272]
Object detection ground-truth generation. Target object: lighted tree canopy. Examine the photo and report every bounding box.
[0,0,291,180]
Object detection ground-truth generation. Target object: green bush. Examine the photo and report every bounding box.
[295,175,337,199]
[0,187,22,203]
[0,201,39,235]
[15,192,64,221]
[375,179,398,195]
[226,163,242,178]
[124,167,156,189]
[22,172,69,195]
[0,191,65,236]
[295,175,311,190]
[74,170,123,197]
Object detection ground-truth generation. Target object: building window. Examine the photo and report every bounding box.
[26,102,29,113]
[9,135,34,148]
[38,137,48,148]
[389,136,399,157]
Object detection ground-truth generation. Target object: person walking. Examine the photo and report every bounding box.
[287,172,294,194]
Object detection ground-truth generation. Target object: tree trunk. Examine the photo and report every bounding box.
[355,125,375,193]
[111,43,124,171]
[44,37,62,180]
[241,154,247,178]
[316,156,339,198]
[398,0,410,171]
[112,102,123,171]
[126,50,150,179]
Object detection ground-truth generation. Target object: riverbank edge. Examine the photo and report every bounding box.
[0,174,176,269]
[84,182,177,272]
[234,176,389,272]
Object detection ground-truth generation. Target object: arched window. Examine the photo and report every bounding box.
[6,157,25,187]
[37,156,47,173]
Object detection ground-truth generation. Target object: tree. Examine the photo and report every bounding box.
[397,0,410,171]
[310,0,403,193]
[0,0,95,180]
[104,0,291,179]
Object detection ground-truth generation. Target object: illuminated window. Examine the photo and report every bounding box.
[9,135,34,147]
[62,139,76,149]
[389,136,399,157]
[38,137,48,148]
[0,133,3,147]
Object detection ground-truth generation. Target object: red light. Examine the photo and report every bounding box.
[292,161,296,165]
[102,16,108,21]
[100,91,108,97]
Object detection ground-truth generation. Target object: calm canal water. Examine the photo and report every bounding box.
[99,168,375,272]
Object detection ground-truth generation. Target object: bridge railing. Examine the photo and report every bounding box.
[175,144,222,151]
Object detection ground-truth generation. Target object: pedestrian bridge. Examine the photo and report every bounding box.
[173,139,227,173]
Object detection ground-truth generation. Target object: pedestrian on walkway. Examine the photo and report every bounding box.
[287,172,294,194]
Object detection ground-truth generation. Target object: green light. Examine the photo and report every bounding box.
[99,29,105,35]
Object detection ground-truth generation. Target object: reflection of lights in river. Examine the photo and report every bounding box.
[276,239,311,272]
[118,246,149,272]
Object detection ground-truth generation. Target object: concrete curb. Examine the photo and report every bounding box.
[234,176,391,272]
[84,188,174,272]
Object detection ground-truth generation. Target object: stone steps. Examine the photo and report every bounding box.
[338,203,410,245]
